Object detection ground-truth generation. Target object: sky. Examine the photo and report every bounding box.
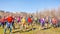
[0,0,60,13]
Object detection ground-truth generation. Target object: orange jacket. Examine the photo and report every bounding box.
[7,16,13,23]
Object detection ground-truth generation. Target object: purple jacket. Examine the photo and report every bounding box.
[40,18,45,23]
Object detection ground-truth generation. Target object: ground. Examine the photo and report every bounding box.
[0,25,60,34]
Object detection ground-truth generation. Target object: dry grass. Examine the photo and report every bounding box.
[0,25,60,34]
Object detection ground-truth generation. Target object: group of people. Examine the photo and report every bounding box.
[0,15,60,34]
[0,15,33,34]
[39,16,58,29]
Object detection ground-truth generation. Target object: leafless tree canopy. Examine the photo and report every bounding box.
[0,7,60,18]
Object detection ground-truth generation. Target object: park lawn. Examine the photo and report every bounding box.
[0,25,60,34]
[0,26,4,34]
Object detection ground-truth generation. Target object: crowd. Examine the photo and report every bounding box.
[0,14,60,34]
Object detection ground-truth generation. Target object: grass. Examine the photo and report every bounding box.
[0,24,60,34]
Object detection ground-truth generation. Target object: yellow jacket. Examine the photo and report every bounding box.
[21,18,26,24]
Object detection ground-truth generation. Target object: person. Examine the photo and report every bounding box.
[57,17,60,27]
[34,17,38,25]
[17,16,21,23]
[28,16,33,25]
[16,16,21,28]
[4,15,14,34]
[21,16,26,31]
[45,16,49,28]
[40,17,45,29]
[51,17,58,28]
[1,16,6,28]
[27,16,33,30]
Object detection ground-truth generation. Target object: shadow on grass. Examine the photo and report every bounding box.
[25,28,36,32]
[12,28,36,34]
[42,27,51,30]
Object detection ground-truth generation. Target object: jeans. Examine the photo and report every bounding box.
[4,22,12,33]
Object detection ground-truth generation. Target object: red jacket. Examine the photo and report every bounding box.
[28,17,32,23]
[7,16,13,23]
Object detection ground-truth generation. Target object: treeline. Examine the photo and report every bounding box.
[33,6,60,18]
[0,6,60,18]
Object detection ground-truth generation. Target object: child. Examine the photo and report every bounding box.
[28,16,33,30]
[40,17,45,29]
[1,16,5,28]
[21,16,26,31]
[34,17,38,25]
[4,15,14,34]
[28,16,33,25]
[45,16,49,28]
[16,16,21,28]
[51,17,58,28]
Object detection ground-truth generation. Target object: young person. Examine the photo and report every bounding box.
[51,17,58,28]
[27,16,33,30]
[21,16,26,31]
[40,17,45,29]
[34,17,38,25]
[4,15,14,34]
[1,16,6,28]
[16,16,21,28]
[45,16,49,28]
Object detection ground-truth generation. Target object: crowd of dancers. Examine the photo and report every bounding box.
[0,14,60,34]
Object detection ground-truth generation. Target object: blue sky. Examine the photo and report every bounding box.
[0,0,60,13]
